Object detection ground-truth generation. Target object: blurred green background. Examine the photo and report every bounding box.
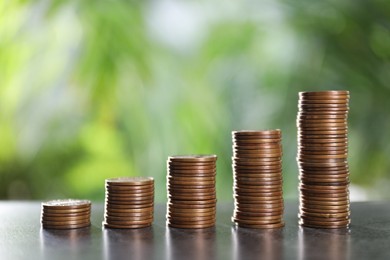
[1,0,389,202]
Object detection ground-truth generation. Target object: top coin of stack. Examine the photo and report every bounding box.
[167,155,217,229]
[297,90,350,229]
[104,177,154,229]
[232,130,285,229]
[41,199,91,229]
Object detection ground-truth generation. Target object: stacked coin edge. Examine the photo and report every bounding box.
[41,199,91,229]
[167,155,217,229]
[232,130,285,229]
[297,91,351,229]
[104,177,154,229]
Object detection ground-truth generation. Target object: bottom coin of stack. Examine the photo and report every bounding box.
[103,177,154,229]
[167,155,217,229]
[41,199,91,229]
[232,130,285,229]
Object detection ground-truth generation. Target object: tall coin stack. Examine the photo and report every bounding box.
[232,130,284,229]
[297,91,350,229]
[41,199,91,229]
[167,155,217,229]
[104,177,154,229]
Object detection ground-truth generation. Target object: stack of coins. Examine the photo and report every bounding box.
[104,177,154,229]
[232,130,284,229]
[297,91,350,229]
[167,155,217,229]
[41,199,91,229]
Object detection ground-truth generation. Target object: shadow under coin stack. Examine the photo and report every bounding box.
[104,177,154,229]
[232,130,284,229]
[41,199,91,229]
[167,155,217,229]
[297,91,350,229]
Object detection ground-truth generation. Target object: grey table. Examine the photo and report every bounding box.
[0,201,389,260]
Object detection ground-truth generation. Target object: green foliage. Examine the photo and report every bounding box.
[0,0,389,202]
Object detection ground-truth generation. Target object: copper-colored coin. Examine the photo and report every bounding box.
[235,206,284,213]
[298,160,348,167]
[300,194,349,202]
[233,163,282,170]
[300,204,349,211]
[41,214,90,222]
[41,219,91,226]
[168,186,215,193]
[298,149,348,155]
[168,190,216,197]
[298,102,349,107]
[103,222,151,229]
[299,189,348,196]
[233,129,281,136]
[234,173,282,180]
[167,184,216,190]
[167,222,215,229]
[298,154,348,160]
[168,154,217,162]
[168,161,216,167]
[105,202,154,209]
[167,202,216,209]
[300,184,348,190]
[297,112,347,118]
[105,215,153,222]
[299,90,349,96]
[300,199,349,207]
[167,214,215,221]
[41,211,90,218]
[105,207,153,214]
[234,184,283,191]
[168,198,216,205]
[235,222,284,229]
[299,139,348,145]
[234,153,281,159]
[106,196,154,203]
[168,179,216,185]
[233,143,282,150]
[42,207,91,214]
[233,209,283,217]
[167,210,215,217]
[298,100,349,105]
[167,218,215,225]
[233,212,283,220]
[235,176,282,182]
[42,199,91,210]
[233,148,282,155]
[105,185,154,193]
[232,216,283,225]
[106,190,154,197]
[233,159,282,166]
[42,223,90,229]
[234,169,283,175]
[299,218,350,226]
[299,211,350,219]
[106,177,154,186]
[168,171,216,177]
[105,219,153,226]
[105,211,153,218]
[167,175,215,182]
[299,179,349,185]
[233,138,281,145]
[234,179,283,186]
[299,215,349,223]
[168,166,216,172]
[168,195,216,201]
[300,203,350,211]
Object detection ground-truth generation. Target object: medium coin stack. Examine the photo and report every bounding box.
[167,155,217,229]
[41,199,91,229]
[297,91,350,229]
[232,130,284,229]
[104,177,154,229]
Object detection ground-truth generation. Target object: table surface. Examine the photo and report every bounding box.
[0,201,389,260]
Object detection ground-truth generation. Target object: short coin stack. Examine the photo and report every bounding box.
[167,155,217,229]
[104,177,154,229]
[41,199,91,229]
[297,91,350,229]
[232,130,284,229]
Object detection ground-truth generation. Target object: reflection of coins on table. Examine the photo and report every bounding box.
[167,155,217,229]
[104,177,154,229]
[41,199,91,229]
[297,91,350,229]
[231,130,284,229]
